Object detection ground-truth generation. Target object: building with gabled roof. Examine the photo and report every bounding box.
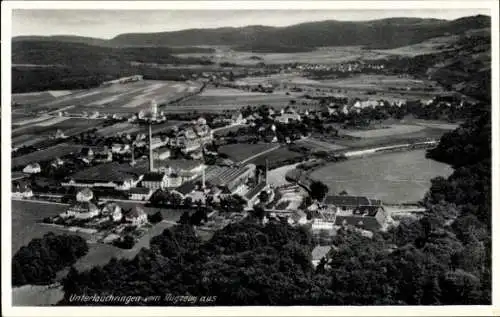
[101,202,122,222]
[128,187,155,201]
[141,172,168,190]
[124,206,148,226]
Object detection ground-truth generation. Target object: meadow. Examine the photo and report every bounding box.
[309,149,453,204]
[12,143,84,169]
[218,143,278,162]
[11,80,202,114]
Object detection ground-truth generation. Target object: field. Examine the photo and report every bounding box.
[218,143,278,162]
[175,46,392,65]
[372,35,459,57]
[12,143,84,169]
[13,117,105,137]
[248,146,304,167]
[312,74,441,91]
[96,120,186,137]
[332,125,449,149]
[339,124,426,138]
[295,137,347,152]
[175,90,294,112]
[12,80,203,114]
[199,87,269,97]
[309,149,453,204]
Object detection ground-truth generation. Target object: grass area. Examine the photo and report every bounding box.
[199,87,269,97]
[12,118,106,138]
[175,46,391,65]
[175,93,294,112]
[316,74,440,91]
[12,143,84,169]
[309,149,453,204]
[249,146,305,167]
[13,80,202,114]
[218,143,278,162]
[339,124,425,138]
[295,137,347,151]
[331,126,448,149]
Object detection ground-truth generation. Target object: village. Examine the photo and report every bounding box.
[11,91,434,251]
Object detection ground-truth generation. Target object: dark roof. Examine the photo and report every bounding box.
[335,214,384,231]
[128,187,153,194]
[324,195,371,207]
[142,172,166,182]
[174,181,197,196]
[244,182,267,200]
[70,162,142,182]
[353,206,383,217]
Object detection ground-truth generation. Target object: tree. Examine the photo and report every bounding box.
[258,190,270,204]
[148,211,163,224]
[13,233,89,286]
[309,180,329,201]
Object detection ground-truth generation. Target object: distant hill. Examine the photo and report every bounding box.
[12,40,212,66]
[108,15,490,50]
[13,15,490,51]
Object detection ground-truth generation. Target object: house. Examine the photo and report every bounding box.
[61,162,143,190]
[54,129,67,139]
[171,181,197,199]
[111,144,131,154]
[153,148,171,160]
[101,202,122,222]
[151,137,169,150]
[335,205,387,231]
[62,201,100,219]
[124,206,148,226]
[165,173,183,188]
[276,111,301,124]
[190,150,203,160]
[93,151,113,163]
[76,188,94,202]
[153,160,205,180]
[23,163,41,174]
[51,157,65,168]
[244,182,268,207]
[12,182,33,199]
[323,195,373,212]
[141,172,168,190]
[128,187,154,201]
[231,112,245,125]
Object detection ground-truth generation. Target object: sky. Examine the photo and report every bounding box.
[12,9,491,39]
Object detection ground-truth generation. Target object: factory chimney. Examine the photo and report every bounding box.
[201,167,206,189]
[149,123,153,172]
[265,159,269,185]
[130,143,136,166]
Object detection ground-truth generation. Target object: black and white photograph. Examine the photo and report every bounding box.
[1,1,498,316]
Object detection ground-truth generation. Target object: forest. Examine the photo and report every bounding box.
[12,233,89,286]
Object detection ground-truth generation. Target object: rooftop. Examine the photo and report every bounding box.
[154,159,204,171]
[128,187,153,194]
[174,181,197,196]
[70,161,143,183]
[142,172,166,182]
[244,182,267,201]
[324,195,371,207]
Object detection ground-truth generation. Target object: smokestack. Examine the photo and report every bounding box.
[131,143,135,166]
[149,123,153,172]
[265,159,268,185]
[202,167,206,189]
